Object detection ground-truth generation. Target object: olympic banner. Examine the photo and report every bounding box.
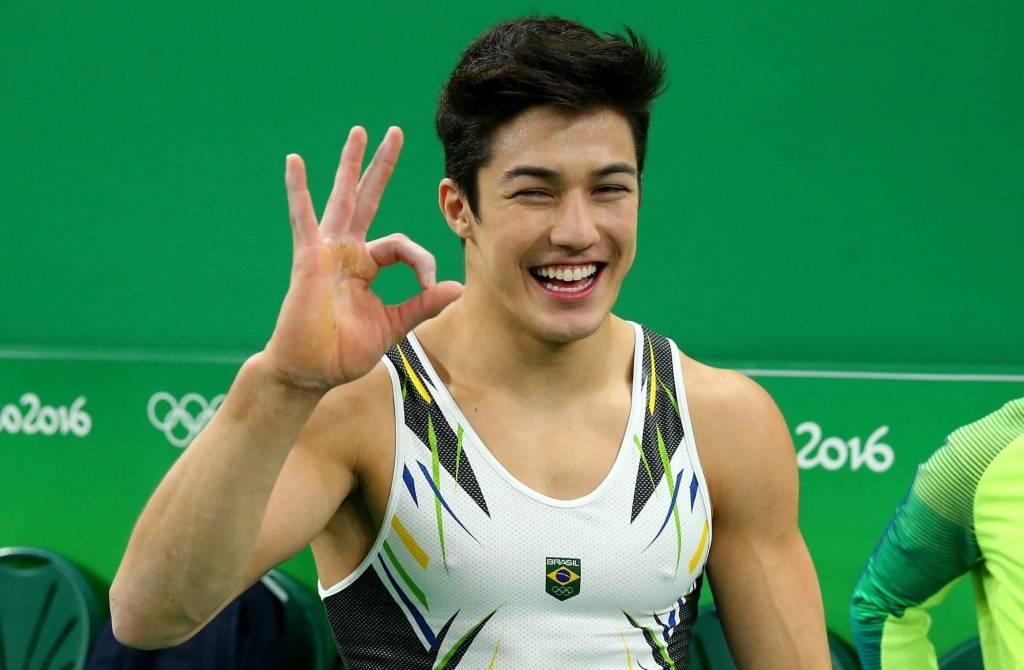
[0,355,324,591]
[2,355,1021,652]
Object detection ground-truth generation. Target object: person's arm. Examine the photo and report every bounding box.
[690,366,831,670]
[109,127,463,648]
[847,477,976,670]
[851,399,1024,670]
[110,358,332,648]
[852,539,963,670]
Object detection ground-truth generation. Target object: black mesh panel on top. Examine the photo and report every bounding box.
[630,328,686,522]
[385,341,490,516]
[665,573,703,667]
[626,573,704,670]
[322,563,454,670]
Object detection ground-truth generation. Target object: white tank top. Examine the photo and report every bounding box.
[320,322,713,669]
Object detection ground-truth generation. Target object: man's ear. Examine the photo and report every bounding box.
[439,178,476,242]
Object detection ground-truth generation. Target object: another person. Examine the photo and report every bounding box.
[111,17,830,668]
[850,397,1024,669]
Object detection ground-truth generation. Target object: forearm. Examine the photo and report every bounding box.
[852,582,956,670]
[849,486,975,670]
[712,531,830,670]
[110,353,323,647]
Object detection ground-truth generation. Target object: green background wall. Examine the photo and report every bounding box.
[2,0,1022,658]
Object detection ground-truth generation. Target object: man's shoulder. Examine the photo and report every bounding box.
[678,353,795,513]
[947,396,1024,454]
[298,360,397,461]
[679,354,780,427]
[316,359,394,417]
[918,396,1024,488]
[913,396,1024,525]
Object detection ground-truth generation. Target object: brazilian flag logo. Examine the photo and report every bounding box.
[546,557,581,601]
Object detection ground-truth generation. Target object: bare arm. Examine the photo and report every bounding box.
[109,127,463,648]
[691,366,830,669]
[110,359,336,647]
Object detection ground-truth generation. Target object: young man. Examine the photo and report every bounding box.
[850,397,1024,669]
[111,18,830,669]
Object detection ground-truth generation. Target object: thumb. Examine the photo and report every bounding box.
[385,281,464,344]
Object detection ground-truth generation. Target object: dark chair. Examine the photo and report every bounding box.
[259,570,339,670]
[0,546,102,670]
[939,637,983,670]
[689,605,736,670]
[689,605,862,670]
[86,578,286,670]
[84,570,339,670]
[827,630,862,670]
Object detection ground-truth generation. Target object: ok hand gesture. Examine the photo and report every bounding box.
[264,127,463,392]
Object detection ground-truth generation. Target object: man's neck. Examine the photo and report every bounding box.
[414,292,632,404]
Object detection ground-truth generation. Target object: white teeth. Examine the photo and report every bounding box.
[534,264,599,281]
[542,275,596,292]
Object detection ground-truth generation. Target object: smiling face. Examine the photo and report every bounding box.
[440,106,640,343]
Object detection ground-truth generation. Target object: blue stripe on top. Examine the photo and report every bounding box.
[645,469,686,551]
[417,460,481,544]
[403,464,419,507]
[378,555,436,649]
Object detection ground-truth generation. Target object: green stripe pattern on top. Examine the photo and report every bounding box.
[914,399,1024,527]
[849,397,1024,670]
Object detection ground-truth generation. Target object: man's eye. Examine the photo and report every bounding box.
[517,190,551,198]
[594,185,628,195]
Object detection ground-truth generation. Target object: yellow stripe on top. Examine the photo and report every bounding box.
[488,628,505,670]
[391,515,430,569]
[397,342,432,404]
[620,632,635,670]
[689,521,709,574]
[647,335,657,415]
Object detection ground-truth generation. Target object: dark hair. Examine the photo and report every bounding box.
[435,17,667,216]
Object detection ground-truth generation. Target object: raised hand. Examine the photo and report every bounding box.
[263,127,463,392]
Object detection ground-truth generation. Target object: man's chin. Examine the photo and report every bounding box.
[530,312,609,344]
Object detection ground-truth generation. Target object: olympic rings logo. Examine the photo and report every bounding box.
[148,392,225,448]
[549,586,577,596]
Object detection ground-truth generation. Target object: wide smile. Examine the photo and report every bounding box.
[528,263,606,301]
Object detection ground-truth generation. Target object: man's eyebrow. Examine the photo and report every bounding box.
[500,165,560,183]
[592,162,638,179]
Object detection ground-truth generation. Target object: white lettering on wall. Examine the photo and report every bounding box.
[0,394,92,437]
[795,422,894,472]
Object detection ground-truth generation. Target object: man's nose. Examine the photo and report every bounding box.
[550,190,600,250]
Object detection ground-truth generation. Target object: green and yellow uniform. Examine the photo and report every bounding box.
[850,397,1024,670]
